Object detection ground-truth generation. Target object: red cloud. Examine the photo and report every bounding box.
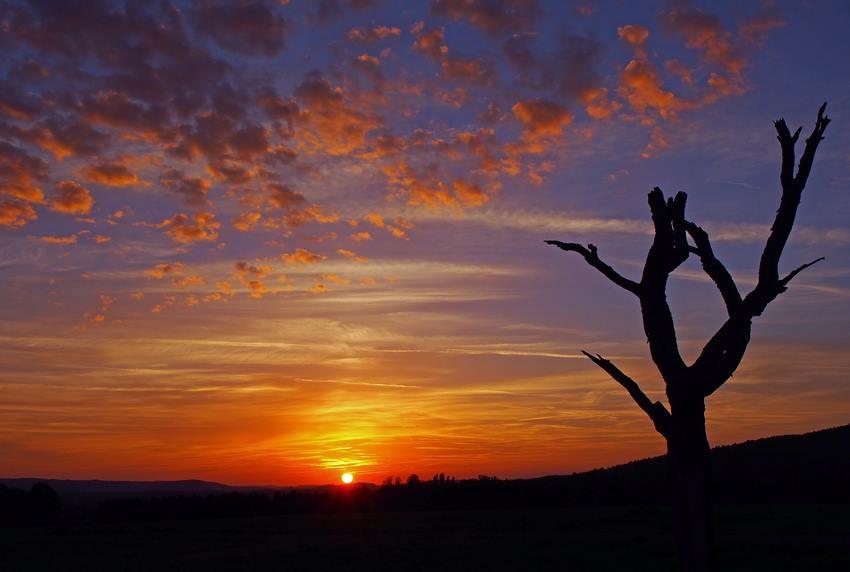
[0,141,47,203]
[51,181,94,215]
[0,200,38,227]
[511,99,573,138]
[663,7,745,79]
[85,161,139,187]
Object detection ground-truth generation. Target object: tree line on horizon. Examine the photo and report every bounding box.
[4,422,848,527]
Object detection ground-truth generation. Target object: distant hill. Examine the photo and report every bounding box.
[520,422,850,505]
[0,479,240,503]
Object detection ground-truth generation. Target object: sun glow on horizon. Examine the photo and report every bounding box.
[341,472,354,484]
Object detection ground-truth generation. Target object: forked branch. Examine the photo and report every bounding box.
[582,351,671,438]
[640,188,688,383]
[752,103,830,315]
[684,221,741,316]
[544,241,641,295]
[796,102,831,188]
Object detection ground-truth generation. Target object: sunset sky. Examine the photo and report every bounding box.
[1,0,849,486]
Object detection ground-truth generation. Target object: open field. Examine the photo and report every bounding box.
[2,504,848,571]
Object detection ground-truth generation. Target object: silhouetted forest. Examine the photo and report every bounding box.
[3,423,848,527]
[0,482,61,526]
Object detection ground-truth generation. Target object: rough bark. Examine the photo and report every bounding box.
[546,104,829,570]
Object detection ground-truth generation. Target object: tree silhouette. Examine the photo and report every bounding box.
[546,104,831,571]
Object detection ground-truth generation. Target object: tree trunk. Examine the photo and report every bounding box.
[667,396,713,571]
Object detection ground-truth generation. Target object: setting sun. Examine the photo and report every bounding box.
[341,472,354,484]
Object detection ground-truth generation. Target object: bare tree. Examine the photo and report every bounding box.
[546,104,830,571]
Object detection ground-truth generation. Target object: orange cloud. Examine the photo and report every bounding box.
[337,248,368,262]
[355,53,380,67]
[151,295,177,314]
[0,200,37,227]
[235,261,271,279]
[347,25,401,43]
[20,118,107,160]
[382,160,454,208]
[84,161,138,187]
[0,141,47,203]
[358,134,407,160]
[381,158,498,210]
[640,126,670,159]
[452,178,491,206]
[410,22,447,60]
[351,231,373,242]
[266,184,306,210]
[618,24,650,49]
[511,99,573,138]
[387,226,408,239]
[526,160,555,185]
[39,234,78,244]
[618,59,688,120]
[235,262,273,298]
[395,216,414,230]
[162,212,220,243]
[283,205,339,228]
[145,262,185,279]
[204,281,235,303]
[233,212,261,232]
[322,273,351,285]
[172,275,206,288]
[363,213,385,227]
[294,72,382,156]
[51,181,94,215]
[205,160,253,184]
[577,87,620,120]
[282,248,326,265]
[663,6,745,78]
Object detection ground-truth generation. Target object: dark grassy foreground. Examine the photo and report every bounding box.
[2,504,848,571]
